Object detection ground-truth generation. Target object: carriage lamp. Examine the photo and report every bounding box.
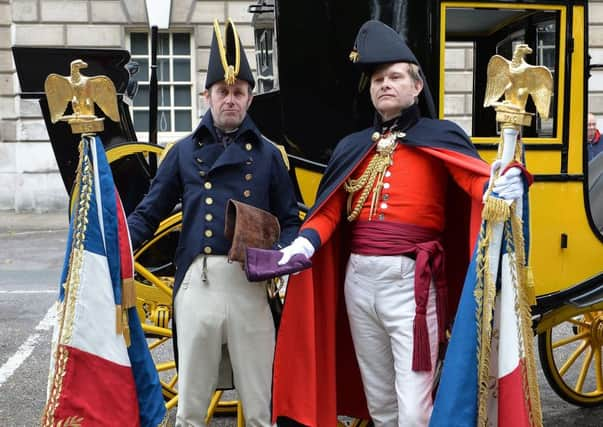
[145,0,172,147]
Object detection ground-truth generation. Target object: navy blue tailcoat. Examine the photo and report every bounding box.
[128,112,301,295]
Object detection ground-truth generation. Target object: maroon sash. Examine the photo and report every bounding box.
[351,220,446,372]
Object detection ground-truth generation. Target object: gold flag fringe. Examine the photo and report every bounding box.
[510,209,543,426]
[481,197,510,222]
[42,136,93,426]
[474,205,542,426]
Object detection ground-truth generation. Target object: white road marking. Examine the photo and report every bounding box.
[0,306,55,388]
[0,290,56,294]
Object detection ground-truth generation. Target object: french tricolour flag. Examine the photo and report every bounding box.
[431,165,541,426]
[42,135,166,427]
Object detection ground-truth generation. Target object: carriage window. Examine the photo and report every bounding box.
[443,7,560,139]
[128,32,195,141]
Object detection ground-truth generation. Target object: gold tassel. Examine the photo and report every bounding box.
[482,197,511,222]
[122,277,137,309]
[115,304,123,335]
[524,266,536,306]
[122,309,131,347]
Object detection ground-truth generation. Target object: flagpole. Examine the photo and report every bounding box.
[475,45,553,426]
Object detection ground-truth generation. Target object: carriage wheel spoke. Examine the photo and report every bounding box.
[575,347,594,393]
[559,340,590,376]
[552,330,590,349]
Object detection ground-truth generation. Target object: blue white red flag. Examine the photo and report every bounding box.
[431,146,541,426]
[42,135,166,427]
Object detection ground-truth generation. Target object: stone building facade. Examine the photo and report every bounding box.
[1,0,602,211]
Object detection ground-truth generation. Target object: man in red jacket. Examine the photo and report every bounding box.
[270,20,527,427]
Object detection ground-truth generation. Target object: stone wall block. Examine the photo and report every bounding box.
[17,120,50,141]
[0,73,15,96]
[0,96,17,119]
[444,72,473,93]
[226,1,254,23]
[91,2,128,23]
[588,93,603,113]
[194,24,214,47]
[590,72,603,91]
[18,98,42,118]
[122,0,146,23]
[444,94,466,115]
[12,1,38,22]
[0,120,17,141]
[0,173,17,210]
[591,4,603,24]
[0,4,10,25]
[16,142,58,173]
[41,1,88,22]
[171,0,195,23]
[589,47,603,64]
[445,48,466,70]
[236,25,254,47]
[66,25,122,47]
[31,173,69,211]
[196,48,210,71]
[0,142,16,173]
[0,50,13,72]
[191,2,225,24]
[465,93,473,115]
[590,26,603,46]
[14,24,65,46]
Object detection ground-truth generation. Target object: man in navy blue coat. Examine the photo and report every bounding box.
[128,19,300,427]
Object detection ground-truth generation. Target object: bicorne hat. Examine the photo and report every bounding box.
[205,19,255,89]
[349,20,436,118]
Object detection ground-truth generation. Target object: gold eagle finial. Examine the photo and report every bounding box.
[44,59,119,133]
[483,44,553,119]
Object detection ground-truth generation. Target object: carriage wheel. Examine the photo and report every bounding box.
[106,143,241,422]
[538,310,603,407]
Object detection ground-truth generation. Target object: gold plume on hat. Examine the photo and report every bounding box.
[213,18,240,85]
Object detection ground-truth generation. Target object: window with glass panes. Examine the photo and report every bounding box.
[129,32,194,136]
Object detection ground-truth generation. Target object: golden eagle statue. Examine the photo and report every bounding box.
[44,59,119,126]
[483,44,553,119]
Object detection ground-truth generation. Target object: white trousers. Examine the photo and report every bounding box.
[344,254,438,427]
[174,255,275,427]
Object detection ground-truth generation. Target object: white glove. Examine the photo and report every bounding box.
[490,160,524,201]
[278,236,315,265]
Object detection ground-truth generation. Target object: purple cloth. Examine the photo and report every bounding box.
[245,247,312,282]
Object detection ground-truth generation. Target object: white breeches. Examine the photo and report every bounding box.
[344,254,438,427]
[174,255,275,427]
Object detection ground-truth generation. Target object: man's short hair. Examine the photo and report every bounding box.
[407,63,423,86]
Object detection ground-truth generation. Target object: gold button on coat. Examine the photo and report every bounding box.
[245,143,252,151]
[245,173,253,181]
[205,197,213,205]
[203,246,212,254]
[204,182,212,190]
[205,213,213,221]
[199,171,206,177]
[204,229,213,238]
[243,190,251,198]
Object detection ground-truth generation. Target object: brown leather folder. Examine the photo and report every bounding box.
[224,199,280,263]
